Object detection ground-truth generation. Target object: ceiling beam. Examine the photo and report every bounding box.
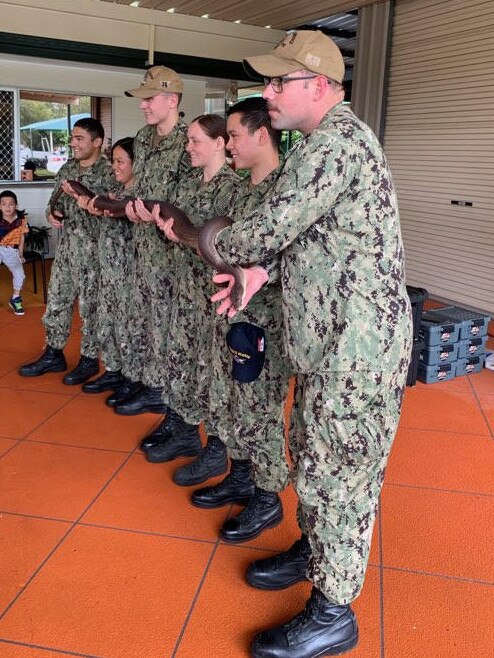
[0,32,250,80]
[296,24,356,40]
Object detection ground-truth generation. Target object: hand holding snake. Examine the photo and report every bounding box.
[58,179,247,309]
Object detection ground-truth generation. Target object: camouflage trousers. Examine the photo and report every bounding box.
[43,233,99,358]
[290,368,407,604]
[124,235,173,388]
[97,254,134,372]
[209,314,291,492]
[165,255,216,424]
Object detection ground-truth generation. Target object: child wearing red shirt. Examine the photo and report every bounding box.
[0,190,28,315]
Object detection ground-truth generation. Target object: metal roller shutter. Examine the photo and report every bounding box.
[384,0,494,314]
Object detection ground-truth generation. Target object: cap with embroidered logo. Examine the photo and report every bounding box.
[226,322,266,383]
[125,65,184,98]
[244,30,345,84]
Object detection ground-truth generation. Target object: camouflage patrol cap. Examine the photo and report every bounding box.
[244,30,345,84]
[125,65,184,98]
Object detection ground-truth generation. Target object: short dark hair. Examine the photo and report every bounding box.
[227,97,281,149]
[190,114,228,144]
[23,160,36,171]
[74,117,104,141]
[0,190,18,204]
[111,137,134,162]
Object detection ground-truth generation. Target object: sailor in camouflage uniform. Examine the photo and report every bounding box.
[209,31,413,658]
[109,66,191,430]
[76,137,137,396]
[143,114,240,476]
[19,118,116,385]
[189,99,293,544]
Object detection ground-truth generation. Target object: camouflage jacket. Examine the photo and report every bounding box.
[47,156,116,239]
[133,122,190,199]
[172,164,240,227]
[216,104,412,373]
[172,163,241,287]
[132,121,191,263]
[227,165,285,329]
[98,183,135,267]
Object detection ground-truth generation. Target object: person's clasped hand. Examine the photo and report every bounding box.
[155,216,180,242]
[79,195,104,216]
[125,198,161,223]
[47,211,63,229]
[61,180,78,199]
[211,265,269,318]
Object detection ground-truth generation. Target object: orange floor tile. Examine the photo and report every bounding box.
[0,267,493,657]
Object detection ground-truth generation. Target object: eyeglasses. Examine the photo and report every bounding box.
[263,75,318,93]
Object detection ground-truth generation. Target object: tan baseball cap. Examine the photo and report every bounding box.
[125,65,184,98]
[244,30,345,84]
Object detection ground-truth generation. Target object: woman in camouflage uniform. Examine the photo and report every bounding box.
[143,115,241,485]
[80,137,137,396]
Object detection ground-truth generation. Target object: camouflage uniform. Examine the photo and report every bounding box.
[125,122,190,389]
[44,156,115,357]
[96,184,134,372]
[216,104,413,604]
[209,167,293,492]
[166,164,241,420]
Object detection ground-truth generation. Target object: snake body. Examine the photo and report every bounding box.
[64,180,245,309]
[49,186,66,219]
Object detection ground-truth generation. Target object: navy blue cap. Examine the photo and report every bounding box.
[226,322,266,383]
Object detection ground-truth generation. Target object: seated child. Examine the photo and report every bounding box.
[0,190,28,315]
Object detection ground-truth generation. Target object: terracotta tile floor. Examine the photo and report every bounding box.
[0,266,493,657]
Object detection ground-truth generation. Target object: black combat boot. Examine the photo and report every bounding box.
[173,435,228,486]
[250,587,358,658]
[19,345,67,377]
[114,385,167,415]
[191,459,255,509]
[63,355,99,385]
[105,378,143,407]
[220,487,283,543]
[246,534,311,590]
[145,415,201,463]
[139,408,183,452]
[82,369,123,393]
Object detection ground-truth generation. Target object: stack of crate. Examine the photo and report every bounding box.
[418,306,491,384]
